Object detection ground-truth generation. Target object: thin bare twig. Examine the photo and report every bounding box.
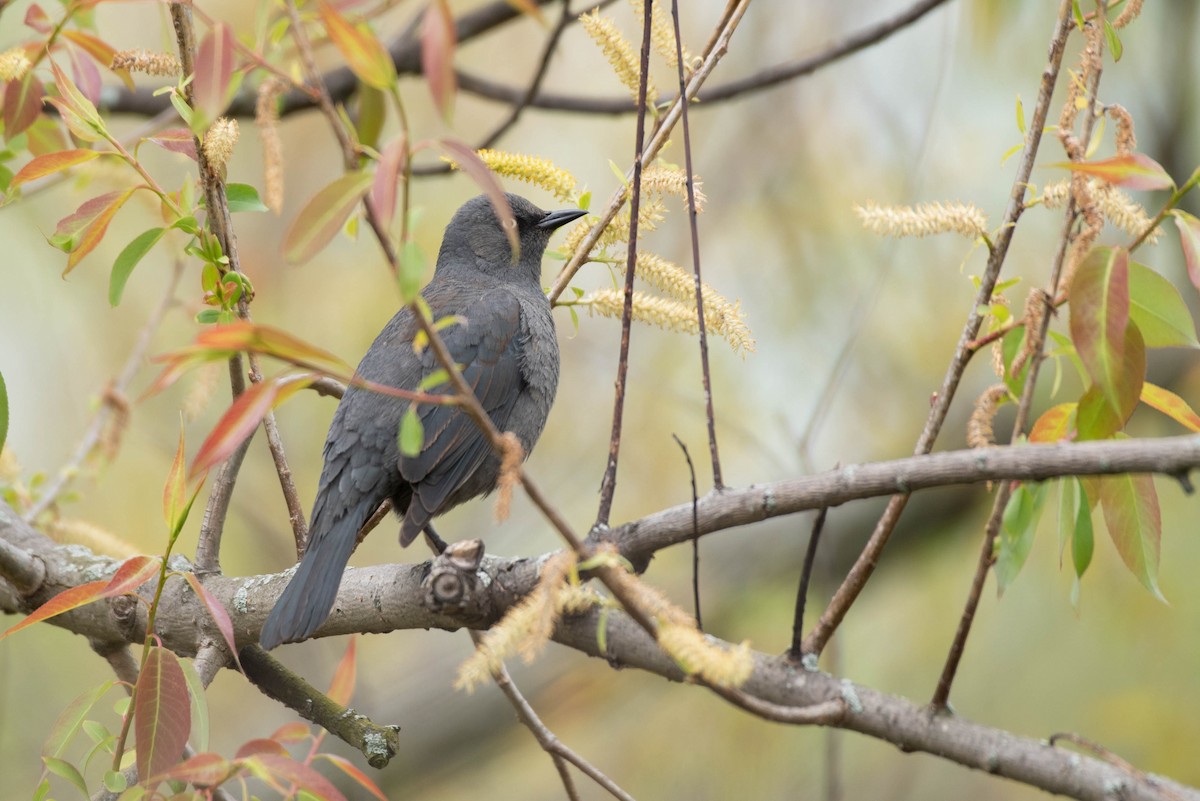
[593,0,655,530]
[802,0,1076,656]
[24,264,182,523]
[789,507,828,661]
[671,0,724,490]
[671,434,702,627]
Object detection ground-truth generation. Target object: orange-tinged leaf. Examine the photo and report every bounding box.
[66,41,102,105]
[318,1,396,90]
[194,323,349,373]
[62,31,132,91]
[1098,472,1164,599]
[152,752,237,787]
[319,753,388,801]
[369,135,407,226]
[0,555,160,640]
[190,373,315,477]
[235,738,289,759]
[438,138,518,257]
[270,722,312,743]
[193,24,235,129]
[164,423,187,528]
[502,0,545,23]
[283,171,373,263]
[134,646,192,783]
[1141,382,1200,433]
[1069,247,1131,414]
[1055,152,1174,191]
[1173,210,1200,294]
[3,73,45,139]
[1029,402,1076,443]
[245,754,348,801]
[52,188,138,275]
[421,0,457,121]
[326,636,357,706]
[182,573,242,671]
[146,128,198,160]
[11,149,101,187]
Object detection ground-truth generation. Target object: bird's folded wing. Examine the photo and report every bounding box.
[399,288,524,511]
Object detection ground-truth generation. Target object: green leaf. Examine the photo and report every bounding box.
[318,1,397,90]
[398,238,426,302]
[1014,94,1025,133]
[1127,260,1199,348]
[225,183,269,213]
[177,656,210,753]
[42,681,118,759]
[1000,324,1029,396]
[283,171,373,264]
[399,405,424,457]
[42,755,88,798]
[995,482,1048,594]
[195,308,223,325]
[417,368,450,391]
[109,228,166,306]
[1103,17,1123,62]
[102,770,127,793]
[1098,472,1164,600]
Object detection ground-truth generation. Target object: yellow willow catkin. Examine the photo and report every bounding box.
[855,201,987,240]
[633,252,751,350]
[628,0,694,70]
[582,287,755,354]
[256,78,286,214]
[0,48,32,81]
[559,197,668,262]
[110,49,181,76]
[657,622,754,689]
[1041,179,1159,242]
[580,9,657,105]
[472,149,577,203]
[202,118,239,177]
[967,384,1010,449]
[641,165,706,211]
[455,551,578,691]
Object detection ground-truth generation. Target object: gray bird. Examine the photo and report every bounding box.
[259,193,585,649]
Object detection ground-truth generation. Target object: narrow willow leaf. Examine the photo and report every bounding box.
[109,228,165,306]
[399,405,424,457]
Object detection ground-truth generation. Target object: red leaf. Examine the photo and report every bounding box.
[25,3,52,33]
[1098,473,1164,599]
[318,1,396,90]
[438,138,518,257]
[369,135,407,226]
[421,0,457,121]
[326,636,357,706]
[11,149,101,187]
[0,555,160,640]
[193,23,235,128]
[1029,402,1076,443]
[153,752,237,787]
[194,323,348,373]
[66,43,102,106]
[283,171,374,263]
[1174,211,1200,295]
[190,373,315,477]
[1069,247,1131,415]
[146,128,198,161]
[1056,152,1174,191]
[182,573,242,672]
[3,73,45,139]
[1140,382,1200,433]
[135,646,193,783]
[52,188,138,275]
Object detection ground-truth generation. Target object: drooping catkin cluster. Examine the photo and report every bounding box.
[1107,104,1137,156]
[110,49,181,77]
[628,0,695,70]
[560,196,668,262]
[202,118,239,178]
[1057,21,1104,161]
[471,149,578,203]
[634,251,754,352]
[967,384,1010,449]
[641,165,706,211]
[455,551,591,691]
[1040,178,1160,243]
[599,554,754,688]
[580,9,657,105]
[854,201,988,240]
[582,288,754,354]
[0,48,32,81]
[493,432,524,523]
[256,78,286,214]
[1112,0,1143,29]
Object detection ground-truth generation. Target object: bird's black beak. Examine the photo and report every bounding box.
[537,208,588,230]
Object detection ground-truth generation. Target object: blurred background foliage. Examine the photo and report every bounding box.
[1,0,1199,798]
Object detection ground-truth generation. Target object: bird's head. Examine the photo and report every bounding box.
[438,193,586,283]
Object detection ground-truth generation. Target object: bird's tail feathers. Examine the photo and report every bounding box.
[259,496,377,649]
[398,496,434,547]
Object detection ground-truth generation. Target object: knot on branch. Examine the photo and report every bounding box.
[424,539,485,609]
